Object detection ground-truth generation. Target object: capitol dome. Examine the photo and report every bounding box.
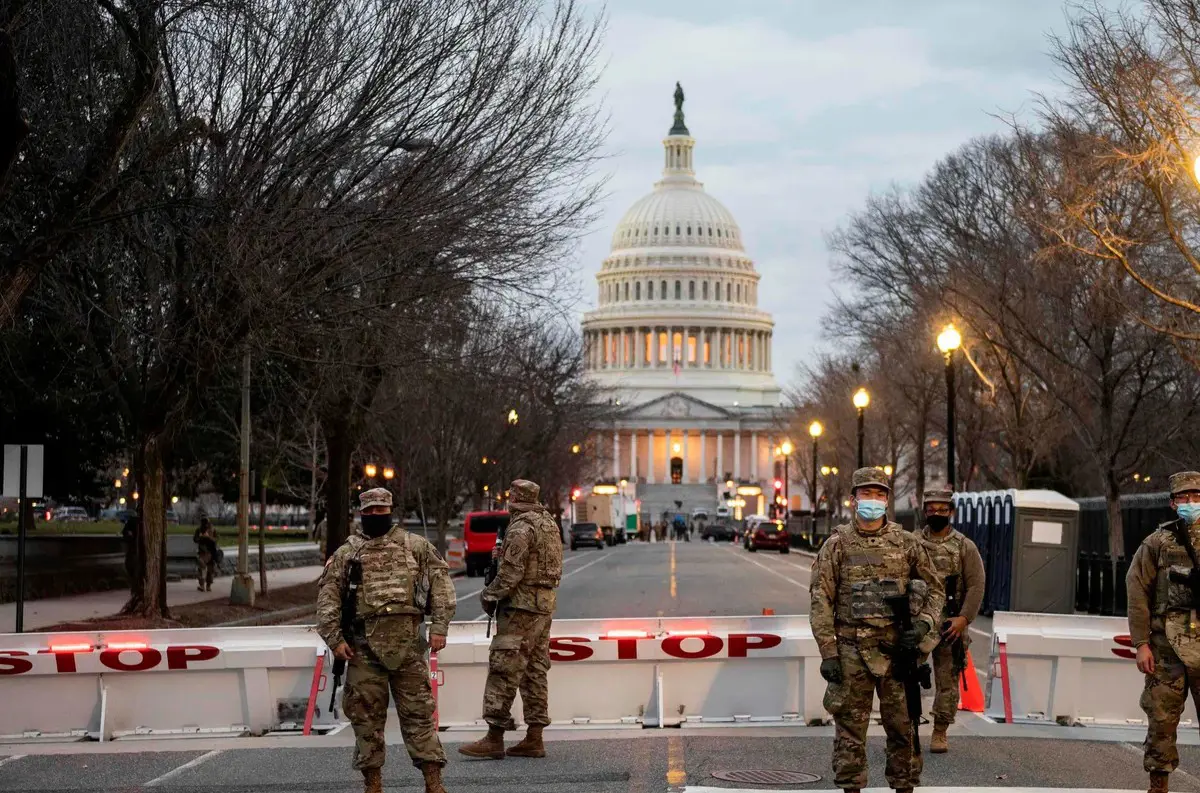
[581,84,780,410]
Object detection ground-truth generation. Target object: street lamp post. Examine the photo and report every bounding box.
[852,387,870,468]
[937,324,963,489]
[780,440,793,519]
[808,421,823,537]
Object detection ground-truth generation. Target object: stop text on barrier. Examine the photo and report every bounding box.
[0,645,220,676]
[548,632,784,662]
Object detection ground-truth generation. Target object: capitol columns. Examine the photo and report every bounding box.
[699,431,707,484]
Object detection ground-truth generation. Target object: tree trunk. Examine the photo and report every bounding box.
[915,412,927,504]
[323,417,353,560]
[122,433,168,617]
[436,503,449,558]
[258,481,268,594]
[1105,466,1125,562]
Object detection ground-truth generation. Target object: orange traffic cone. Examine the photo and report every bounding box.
[958,648,985,712]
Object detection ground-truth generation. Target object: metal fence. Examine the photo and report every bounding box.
[1072,491,1174,617]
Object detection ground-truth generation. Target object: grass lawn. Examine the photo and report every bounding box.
[0,520,311,544]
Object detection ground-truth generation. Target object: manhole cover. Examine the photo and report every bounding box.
[710,770,822,785]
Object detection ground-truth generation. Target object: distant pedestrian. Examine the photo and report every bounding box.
[121,515,138,587]
[194,518,219,592]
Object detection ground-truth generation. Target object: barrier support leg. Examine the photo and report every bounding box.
[303,649,326,736]
[98,676,108,743]
[998,640,1013,724]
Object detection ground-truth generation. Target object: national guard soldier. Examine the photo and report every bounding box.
[1127,471,1200,793]
[915,488,985,754]
[810,467,946,793]
[316,487,456,793]
[458,479,563,760]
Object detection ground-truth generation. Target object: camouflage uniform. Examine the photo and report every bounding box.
[458,479,563,760]
[1127,471,1200,792]
[810,467,946,793]
[915,489,985,745]
[316,487,455,792]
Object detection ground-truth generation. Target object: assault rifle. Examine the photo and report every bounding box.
[483,521,508,638]
[1168,520,1200,612]
[885,593,933,757]
[328,558,362,716]
[943,573,968,685]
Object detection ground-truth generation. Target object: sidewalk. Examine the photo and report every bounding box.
[0,565,326,633]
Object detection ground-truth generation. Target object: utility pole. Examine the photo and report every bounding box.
[231,347,256,605]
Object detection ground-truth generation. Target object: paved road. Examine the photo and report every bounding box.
[3,722,1199,791]
[448,538,813,623]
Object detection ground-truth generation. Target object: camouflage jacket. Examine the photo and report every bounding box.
[1127,518,1200,649]
[917,527,986,623]
[482,504,563,614]
[316,526,456,649]
[810,518,946,661]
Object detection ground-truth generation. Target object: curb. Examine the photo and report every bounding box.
[213,603,316,628]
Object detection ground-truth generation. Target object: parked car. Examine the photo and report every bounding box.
[50,506,90,523]
[570,522,605,550]
[463,510,510,577]
[702,519,739,542]
[745,516,790,553]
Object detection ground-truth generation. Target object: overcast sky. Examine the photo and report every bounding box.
[567,0,1110,391]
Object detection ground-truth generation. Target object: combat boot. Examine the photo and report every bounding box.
[506,725,545,757]
[361,767,383,793]
[421,762,447,793]
[457,726,505,759]
[930,721,949,753]
[1149,771,1169,792]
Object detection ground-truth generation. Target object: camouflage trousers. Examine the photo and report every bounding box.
[1140,631,1200,774]
[483,605,553,731]
[195,552,216,586]
[824,642,918,790]
[929,638,966,725]
[344,617,444,770]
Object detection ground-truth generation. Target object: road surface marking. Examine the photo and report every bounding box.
[670,540,677,599]
[469,551,616,620]
[143,750,222,787]
[724,546,809,590]
[666,734,686,791]
[0,755,25,769]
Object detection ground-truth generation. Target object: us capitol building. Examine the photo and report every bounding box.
[580,84,789,523]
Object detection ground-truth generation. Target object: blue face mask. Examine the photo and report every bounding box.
[1178,503,1200,525]
[856,500,887,521]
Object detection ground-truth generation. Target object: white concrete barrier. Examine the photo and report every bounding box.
[0,626,337,742]
[984,611,1190,728]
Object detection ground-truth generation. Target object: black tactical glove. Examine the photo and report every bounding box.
[481,597,497,617]
[820,657,843,684]
[898,621,929,651]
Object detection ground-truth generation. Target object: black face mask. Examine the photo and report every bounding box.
[925,515,951,533]
[361,513,393,538]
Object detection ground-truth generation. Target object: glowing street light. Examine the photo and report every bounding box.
[808,420,823,438]
[938,323,962,488]
[364,463,378,479]
[382,467,395,480]
[114,479,122,489]
[171,496,179,504]
[507,409,519,425]
[780,439,794,456]
[883,465,894,477]
[571,444,581,454]
[808,423,822,524]
[853,388,870,467]
[821,465,831,476]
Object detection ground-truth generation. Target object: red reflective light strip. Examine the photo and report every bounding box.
[49,643,92,653]
[666,630,710,637]
[106,642,150,651]
[602,630,649,639]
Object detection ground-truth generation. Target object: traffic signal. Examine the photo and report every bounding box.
[571,487,581,501]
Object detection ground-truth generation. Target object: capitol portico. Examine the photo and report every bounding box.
[581,84,789,522]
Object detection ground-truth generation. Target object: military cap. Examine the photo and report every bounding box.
[1169,472,1200,496]
[850,466,891,492]
[509,479,541,504]
[359,487,393,510]
[922,488,955,506]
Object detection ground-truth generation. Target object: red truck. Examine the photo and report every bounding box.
[463,510,509,577]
